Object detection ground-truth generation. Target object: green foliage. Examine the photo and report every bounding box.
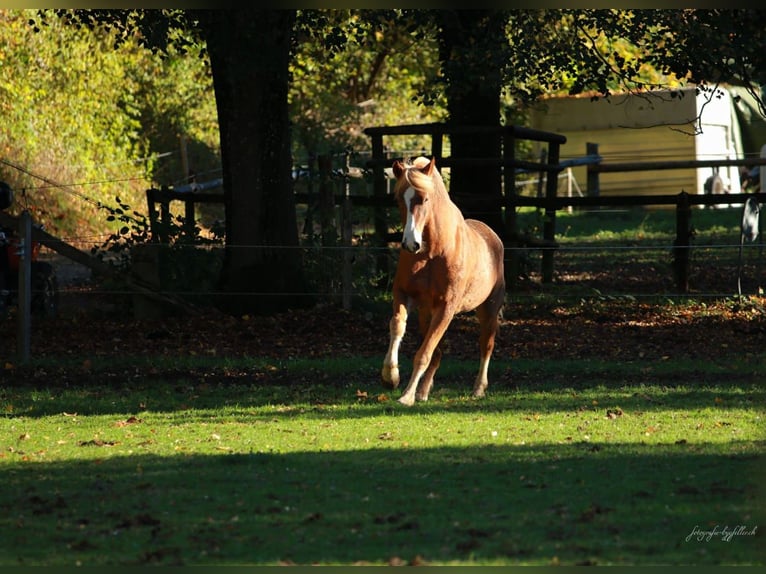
[291,10,447,161]
[0,10,147,238]
[0,9,219,244]
[92,196,151,263]
[91,195,224,306]
[495,10,687,108]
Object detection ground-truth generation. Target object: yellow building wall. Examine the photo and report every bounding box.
[528,88,743,199]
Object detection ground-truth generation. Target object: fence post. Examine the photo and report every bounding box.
[432,130,443,161]
[541,142,561,283]
[586,142,600,200]
[536,148,546,199]
[17,210,32,364]
[761,144,766,194]
[184,199,195,239]
[503,131,519,290]
[147,187,172,244]
[341,152,353,310]
[370,134,389,287]
[673,191,691,292]
[301,154,316,237]
[317,154,335,246]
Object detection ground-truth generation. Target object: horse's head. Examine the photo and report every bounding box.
[392,157,437,254]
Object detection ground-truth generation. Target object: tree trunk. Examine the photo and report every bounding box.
[200,10,311,315]
[437,10,505,236]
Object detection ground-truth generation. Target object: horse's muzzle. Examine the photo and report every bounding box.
[401,240,420,253]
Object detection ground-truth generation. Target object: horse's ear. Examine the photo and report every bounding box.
[424,156,437,176]
[392,160,405,179]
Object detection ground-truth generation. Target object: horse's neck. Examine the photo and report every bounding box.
[427,187,464,253]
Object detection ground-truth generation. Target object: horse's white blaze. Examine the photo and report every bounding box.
[402,187,423,252]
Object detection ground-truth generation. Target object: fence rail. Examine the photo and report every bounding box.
[141,124,766,296]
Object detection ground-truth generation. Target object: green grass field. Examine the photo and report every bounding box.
[0,205,763,566]
[1,354,763,566]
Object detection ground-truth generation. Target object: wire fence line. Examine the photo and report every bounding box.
[3,234,761,366]
[39,239,764,304]
[39,240,765,255]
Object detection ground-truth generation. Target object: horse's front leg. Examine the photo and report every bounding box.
[415,345,441,402]
[415,308,442,402]
[382,294,408,389]
[398,306,453,406]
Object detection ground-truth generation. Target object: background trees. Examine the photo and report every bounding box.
[2,9,765,314]
[0,9,219,239]
[290,10,445,164]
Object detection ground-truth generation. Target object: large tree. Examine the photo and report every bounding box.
[197,10,308,315]
[434,10,507,234]
[57,9,309,315]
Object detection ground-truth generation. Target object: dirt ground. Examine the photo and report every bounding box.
[2,252,764,374]
[4,288,765,367]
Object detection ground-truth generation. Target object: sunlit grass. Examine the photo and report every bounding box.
[1,353,763,566]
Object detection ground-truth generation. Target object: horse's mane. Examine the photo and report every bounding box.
[396,156,448,199]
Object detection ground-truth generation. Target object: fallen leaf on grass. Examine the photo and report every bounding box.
[303,512,323,524]
[69,539,97,551]
[116,513,161,528]
[78,439,117,447]
[578,503,613,522]
[676,485,702,495]
[115,416,141,427]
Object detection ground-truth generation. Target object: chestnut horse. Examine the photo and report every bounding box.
[381,156,505,406]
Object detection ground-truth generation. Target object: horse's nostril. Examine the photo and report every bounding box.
[402,240,419,253]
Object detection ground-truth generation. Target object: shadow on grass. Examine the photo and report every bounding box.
[1,442,763,566]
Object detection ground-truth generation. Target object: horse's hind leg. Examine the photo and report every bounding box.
[473,302,501,398]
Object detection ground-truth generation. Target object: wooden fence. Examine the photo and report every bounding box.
[362,123,766,291]
[141,123,766,295]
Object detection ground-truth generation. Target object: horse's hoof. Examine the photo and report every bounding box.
[381,365,400,388]
[472,381,487,398]
[398,394,415,407]
[415,394,429,402]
